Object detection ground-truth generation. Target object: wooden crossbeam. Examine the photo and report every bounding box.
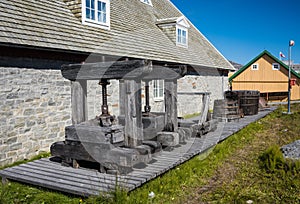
[61,61,186,81]
[61,60,151,80]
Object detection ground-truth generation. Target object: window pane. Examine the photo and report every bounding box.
[91,9,95,20]
[103,13,106,23]
[159,80,163,87]
[91,0,95,9]
[182,37,186,44]
[159,88,163,97]
[86,8,90,19]
[177,29,181,43]
[101,2,106,11]
[86,0,90,7]
[177,29,181,37]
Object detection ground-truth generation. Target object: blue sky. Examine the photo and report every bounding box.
[171,0,300,65]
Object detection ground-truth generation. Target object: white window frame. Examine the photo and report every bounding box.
[140,0,153,6]
[153,80,164,101]
[176,25,188,47]
[272,63,280,70]
[82,0,110,30]
[251,63,259,70]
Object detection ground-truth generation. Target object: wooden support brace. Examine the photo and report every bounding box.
[164,79,178,132]
[71,80,88,124]
[119,79,126,115]
[199,93,210,124]
[124,79,143,147]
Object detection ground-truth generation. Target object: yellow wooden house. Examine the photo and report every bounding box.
[229,50,300,102]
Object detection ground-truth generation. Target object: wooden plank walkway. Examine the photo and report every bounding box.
[0,108,275,197]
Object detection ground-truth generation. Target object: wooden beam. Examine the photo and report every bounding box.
[164,79,178,132]
[124,79,143,147]
[71,80,87,124]
[61,60,151,80]
[61,61,186,81]
[143,65,187,80]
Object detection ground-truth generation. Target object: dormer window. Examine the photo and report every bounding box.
[82,0,110,29]
[177,27,187,46]
[140,0,152,6]
[156,16,190,48]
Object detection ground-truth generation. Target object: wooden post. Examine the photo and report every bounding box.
[199,93,210,124]
[124,79,143,147]
[119,79,125,115]
[164,79,178,132]
[71,80,87,124]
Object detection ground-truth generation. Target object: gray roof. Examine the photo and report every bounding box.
[0,0,234,70]
[229,60,243,70]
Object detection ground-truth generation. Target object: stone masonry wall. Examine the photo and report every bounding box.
[0,67,72,167]
[177,74,228,117]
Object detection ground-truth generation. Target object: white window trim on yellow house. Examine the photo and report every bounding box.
[251,63,259,70]
[272,63,280,70]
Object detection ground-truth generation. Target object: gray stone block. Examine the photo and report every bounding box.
[177,127,192,144]
[157,132,179,147]
[177,128,186,144]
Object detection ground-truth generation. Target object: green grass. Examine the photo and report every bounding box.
[182,112,200,119]
[1,104,300,203]
[0,152,50,171]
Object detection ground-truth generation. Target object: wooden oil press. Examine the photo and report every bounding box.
[51,59,192,174]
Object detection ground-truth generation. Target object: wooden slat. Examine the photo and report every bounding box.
[1,168,102,196]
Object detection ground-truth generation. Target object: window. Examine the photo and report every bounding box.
[153,80,164,100]
[251,63,259,70]
[176,27,187,46]
[272,63,280,70]
[140,0,152,6]
[82,0,110,29]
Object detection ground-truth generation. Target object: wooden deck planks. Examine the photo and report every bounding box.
[0,108,275,197]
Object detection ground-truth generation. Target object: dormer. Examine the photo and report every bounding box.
[140,0,153,6]
[156,16,190,47]
[63,0,110,30]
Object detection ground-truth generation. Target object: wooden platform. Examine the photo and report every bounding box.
[0,108,275,197]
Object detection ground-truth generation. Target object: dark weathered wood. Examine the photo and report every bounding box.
[199,93,210,124]
[71,80,87,124]
[2,168,104,196]
[164,79,178,132]
[143,65,187,80]
[124,79,143,147]
[119,79,126,115]
[34,159,140,186]
[61,60,151,80]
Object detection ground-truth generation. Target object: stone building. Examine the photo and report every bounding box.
[0,0,234,166]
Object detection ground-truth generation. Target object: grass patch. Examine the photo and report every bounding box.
[182,112,200,119]
[0,152,50,171]
[1,104,300,203]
